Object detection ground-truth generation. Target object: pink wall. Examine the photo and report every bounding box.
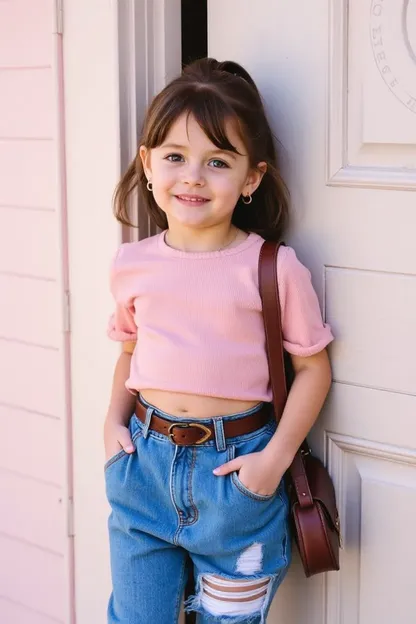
[0,1,70,622]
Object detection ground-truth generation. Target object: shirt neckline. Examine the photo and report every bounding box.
[157,229,261,258]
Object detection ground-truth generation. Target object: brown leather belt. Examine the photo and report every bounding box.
[135,399,273,446]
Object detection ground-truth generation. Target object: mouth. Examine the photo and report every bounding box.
[175,194,210,205]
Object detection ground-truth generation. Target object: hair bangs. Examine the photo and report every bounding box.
[189,90,244,155]
[144,86,244,156]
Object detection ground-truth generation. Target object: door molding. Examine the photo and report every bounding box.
[118,0,181,241]
[327,0,416,191]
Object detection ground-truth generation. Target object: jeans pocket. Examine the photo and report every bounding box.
[231,470,277,501]
[227,444,277,502]
[104,448,128,472]
[104,421,143,473]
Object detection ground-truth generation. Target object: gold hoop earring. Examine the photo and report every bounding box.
[147,180,153,192]
[242,194,252,205]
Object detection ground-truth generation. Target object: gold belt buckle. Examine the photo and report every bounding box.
[168,422,212,445]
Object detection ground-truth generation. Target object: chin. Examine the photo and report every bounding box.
[169,210,211,226]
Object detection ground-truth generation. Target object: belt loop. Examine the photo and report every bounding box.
[142,407,153,439]
[213,417,226,452]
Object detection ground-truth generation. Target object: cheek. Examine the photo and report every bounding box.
[211,173,244,199]
[152,163,176,188]
[151,186,172,214]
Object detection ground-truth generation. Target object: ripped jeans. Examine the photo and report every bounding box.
[105,396,291,624]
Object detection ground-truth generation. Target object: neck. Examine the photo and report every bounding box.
[164,225,240,253]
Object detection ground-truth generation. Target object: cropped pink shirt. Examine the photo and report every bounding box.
[108,231,333,402]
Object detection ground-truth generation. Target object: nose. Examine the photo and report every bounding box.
[181,163,205,187]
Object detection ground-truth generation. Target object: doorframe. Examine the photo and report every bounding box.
[52,0,76,621]
[118,0,181,242]
[63,1,181,621]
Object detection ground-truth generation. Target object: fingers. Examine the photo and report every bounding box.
[213,458,242,476]
[116,427,135,453]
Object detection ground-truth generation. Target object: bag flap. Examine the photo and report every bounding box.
[303,454,339,530]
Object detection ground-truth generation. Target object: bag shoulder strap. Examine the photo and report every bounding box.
[259,240,313,507]
[258,240,287,421]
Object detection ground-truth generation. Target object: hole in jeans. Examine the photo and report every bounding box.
[200,573,271,617]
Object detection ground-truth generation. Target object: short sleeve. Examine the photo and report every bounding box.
[107,247,138,342]
[277,246,334,357]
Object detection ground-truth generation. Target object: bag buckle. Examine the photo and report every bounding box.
[168,422,212,445]
[335,514,343,549]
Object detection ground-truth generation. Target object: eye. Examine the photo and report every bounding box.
[165,153,184,163]
[209,159,229,169]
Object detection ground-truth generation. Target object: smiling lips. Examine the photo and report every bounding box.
[175,194,210,204]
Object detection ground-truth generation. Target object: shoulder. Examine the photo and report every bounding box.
[256,238,311,287]
[276,244,311,279]
[274,244,315,305]
[111,232,161,273]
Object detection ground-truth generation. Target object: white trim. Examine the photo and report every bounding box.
[51,18,75,624]
[326,0,348,186]
[53,0,64,35]
[63,2,121,622]
[118,0,182,242]
[153,0,182,94]
[327,165,416,191]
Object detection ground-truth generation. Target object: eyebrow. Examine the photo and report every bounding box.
[161,143,238,160]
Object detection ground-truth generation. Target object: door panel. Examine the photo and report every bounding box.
[330,0,416,188]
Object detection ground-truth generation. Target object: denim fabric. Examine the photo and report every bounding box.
[105,397,291,624]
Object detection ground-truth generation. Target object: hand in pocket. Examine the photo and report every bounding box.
[104,421,135,462]
[214,449,285,497]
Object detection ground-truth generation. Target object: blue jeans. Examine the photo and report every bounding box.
[105,396,291,623]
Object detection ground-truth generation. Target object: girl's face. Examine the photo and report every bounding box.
[140,113,265,231]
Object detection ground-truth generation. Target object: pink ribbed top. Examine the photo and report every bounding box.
[108,231,333,401]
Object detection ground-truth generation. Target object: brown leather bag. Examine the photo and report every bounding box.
[259,240,341,577]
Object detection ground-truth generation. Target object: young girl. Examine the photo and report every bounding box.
[104,58,333,624]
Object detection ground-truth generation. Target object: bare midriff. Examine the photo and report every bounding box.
[140,389,261,419]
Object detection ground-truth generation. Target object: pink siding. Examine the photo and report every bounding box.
[0,2,70,623]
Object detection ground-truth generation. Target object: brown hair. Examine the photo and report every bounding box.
[114,58,289,241]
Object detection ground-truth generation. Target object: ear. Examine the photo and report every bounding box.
[243,161,267,196]
[139,145,152,180]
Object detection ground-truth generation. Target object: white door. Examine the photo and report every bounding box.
[209,1,416,623]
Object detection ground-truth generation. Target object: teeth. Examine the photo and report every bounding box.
[178,196,206,202]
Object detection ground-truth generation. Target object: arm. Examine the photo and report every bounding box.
[212,245,334,492]
[213,349,332,495]
[263,349,332,469]
[104,341,138,460]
